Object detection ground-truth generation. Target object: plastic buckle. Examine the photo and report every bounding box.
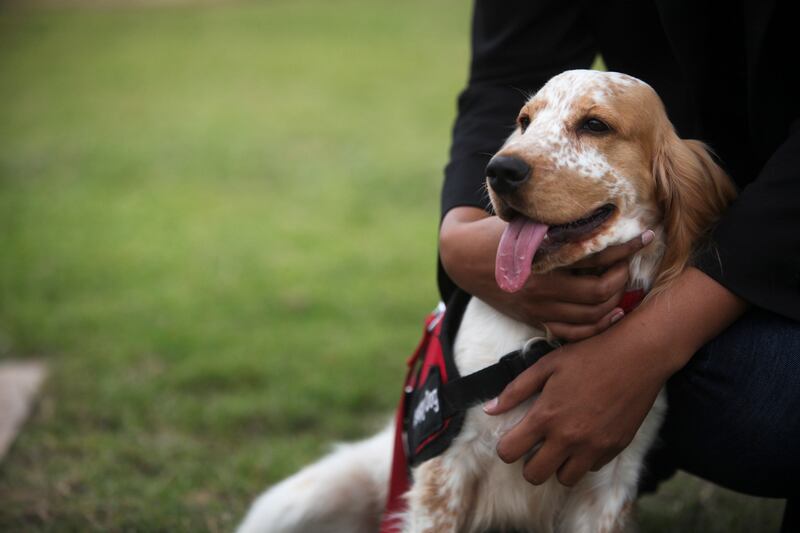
[426,301,446,332]
[522,337,555,361]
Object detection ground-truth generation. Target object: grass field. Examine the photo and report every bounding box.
[0,1,785,531]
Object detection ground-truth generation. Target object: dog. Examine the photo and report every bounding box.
[237,70,736,533]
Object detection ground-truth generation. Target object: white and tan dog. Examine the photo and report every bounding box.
[238,70,735,533]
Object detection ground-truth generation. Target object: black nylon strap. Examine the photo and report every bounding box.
[439,339,554,419]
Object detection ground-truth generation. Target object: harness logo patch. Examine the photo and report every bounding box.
[407,367,445,458]
[412,389,439,428]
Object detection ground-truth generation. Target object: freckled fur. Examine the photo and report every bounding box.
[237,69,735,533]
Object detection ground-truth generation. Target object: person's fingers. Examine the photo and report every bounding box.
[589,450,618,472]
[495,411,547,464]
[521,441,570,486]
[550,261,629,305]
[543,306,625,342]
[528,269,584,300]
[556,453,597,487]
[483,358,554,416]
[570,230,655,269]
[538,292,622,324]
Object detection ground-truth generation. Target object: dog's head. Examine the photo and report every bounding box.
[488,70,736,293]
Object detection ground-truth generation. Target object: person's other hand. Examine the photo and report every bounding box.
[483,317,668,486]
[507,232,654,341]
[439,207,654,341]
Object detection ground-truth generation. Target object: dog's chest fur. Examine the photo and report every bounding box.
[452,299,569,531]
[404,249,667,533]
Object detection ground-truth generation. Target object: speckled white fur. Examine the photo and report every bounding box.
[505,70,644,187]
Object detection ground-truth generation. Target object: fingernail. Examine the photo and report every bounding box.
[641,230,655,246]
[483,397,498,413]
[610,309,625,324]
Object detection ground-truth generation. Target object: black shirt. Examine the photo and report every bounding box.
[439,0,800,321]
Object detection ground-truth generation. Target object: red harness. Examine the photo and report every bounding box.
[380,303,449,533]
[379,289,646,532]
[618,288,646,315]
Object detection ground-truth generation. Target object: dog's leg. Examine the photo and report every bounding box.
[402,455,477,533]
[237,423,393,533]
[557,464,637,533]
[557,391,666,533]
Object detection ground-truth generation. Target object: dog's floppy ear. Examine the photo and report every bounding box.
[651,132,737,293]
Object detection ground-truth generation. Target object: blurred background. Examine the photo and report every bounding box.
[0,0,785,531]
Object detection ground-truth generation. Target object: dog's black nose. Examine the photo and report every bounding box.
[486,156,531,194]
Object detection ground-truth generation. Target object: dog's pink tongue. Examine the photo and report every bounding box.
[495,218,549,293]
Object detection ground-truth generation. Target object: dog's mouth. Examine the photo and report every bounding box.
[542,203,616,248]
[495,204,616,293]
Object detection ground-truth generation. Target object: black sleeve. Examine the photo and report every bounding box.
[694,122,800,321]
[438,0,597,301]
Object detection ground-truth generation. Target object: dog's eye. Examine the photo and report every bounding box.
[580,118,610,133]
[518,115,531,133]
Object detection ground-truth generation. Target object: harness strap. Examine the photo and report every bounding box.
[439,339,554,418]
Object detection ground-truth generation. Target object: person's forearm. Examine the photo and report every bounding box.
[613,267,748,376]
[439,206,505,304]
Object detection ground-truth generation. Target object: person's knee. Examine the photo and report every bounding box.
[658,308,800,497]
[663,401,799,497]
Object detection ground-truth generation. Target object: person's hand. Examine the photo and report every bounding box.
[482,268,748,487]
[508,232,654,341]
[439,207,654,341]
[483,328,668,486]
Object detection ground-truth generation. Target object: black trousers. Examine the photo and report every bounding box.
[640,307,800,532]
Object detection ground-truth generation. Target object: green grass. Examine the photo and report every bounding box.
[0,1,784,531]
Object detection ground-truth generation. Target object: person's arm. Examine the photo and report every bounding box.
[484,267,747,486]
